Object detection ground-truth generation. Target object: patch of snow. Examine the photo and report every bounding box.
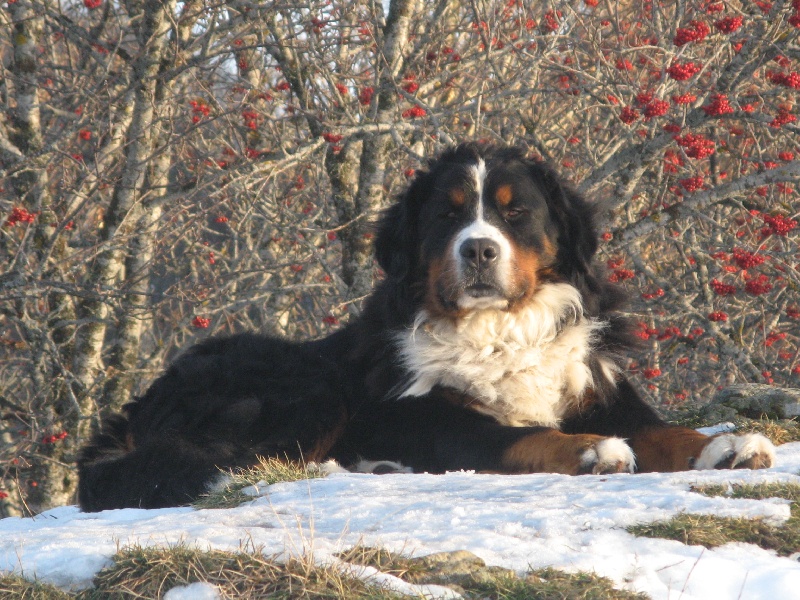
[337,562,462,599]
[2,442,800,599]
[696,422,736,436]
[163,581,221,600]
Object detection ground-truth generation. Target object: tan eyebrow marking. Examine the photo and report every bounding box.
[449,188,466,207]
[495,184,513,206]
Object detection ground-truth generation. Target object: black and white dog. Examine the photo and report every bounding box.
[78,143,775,510]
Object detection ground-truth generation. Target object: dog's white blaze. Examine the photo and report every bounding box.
[451,160,513,307]
[396,282,613,427]
[472,159,487,209]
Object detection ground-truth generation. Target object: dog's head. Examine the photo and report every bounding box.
[375,143,599,317]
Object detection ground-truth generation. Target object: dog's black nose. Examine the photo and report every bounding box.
[459,238,500,269]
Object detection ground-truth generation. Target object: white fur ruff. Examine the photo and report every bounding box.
[396,282,616,427]
[694,433,776,470]
[580,438,636,474]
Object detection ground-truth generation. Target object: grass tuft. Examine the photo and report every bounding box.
[339,546,647,599]
[734,416,800,445]
[0,574,72,599]
[666,409,800,445]
[81,544,405,599]
[193,456,327,509]
[629,482,800,556]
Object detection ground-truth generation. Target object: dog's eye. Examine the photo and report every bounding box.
[439,210,459,220]
[504,207,527,220]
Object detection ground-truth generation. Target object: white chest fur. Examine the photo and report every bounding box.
[395,283,612,427]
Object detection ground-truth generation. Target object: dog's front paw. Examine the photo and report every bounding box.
[694,433,775,470]
[579,437,636,475]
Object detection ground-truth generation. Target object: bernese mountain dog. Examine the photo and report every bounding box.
[78,143,776,511]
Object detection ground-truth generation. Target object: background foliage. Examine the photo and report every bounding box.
[1,0,799,515]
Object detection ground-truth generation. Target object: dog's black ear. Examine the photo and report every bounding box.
[374,171,428,280]
[527,159,598,275]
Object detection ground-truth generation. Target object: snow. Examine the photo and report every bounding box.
[3,441,800,599]
[163,582,221,600]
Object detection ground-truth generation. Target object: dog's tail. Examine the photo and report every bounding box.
[76,411,237,511]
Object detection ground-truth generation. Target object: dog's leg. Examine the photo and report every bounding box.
[561,378,775,472]
[499,429,636,475]
[630,425,775,472]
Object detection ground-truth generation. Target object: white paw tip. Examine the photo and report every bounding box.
[308,459,350,475]
[695,433,776,470]
[206,472,234,494]
[351,459,413,474]
[581,437,636,474]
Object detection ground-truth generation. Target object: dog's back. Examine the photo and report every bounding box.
[77,333,349,510]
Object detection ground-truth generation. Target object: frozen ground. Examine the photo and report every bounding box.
[2,430,800,599]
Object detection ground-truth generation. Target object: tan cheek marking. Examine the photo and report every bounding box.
[424,250,466,319]
[541,235,557,261]
[507,245,541,310]
[495,184,513,206]
[449,188,465,207]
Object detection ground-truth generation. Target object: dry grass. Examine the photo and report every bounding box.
[339,546,648,599]
[666,410,800,445]
[0,574,72,599]
[628,482,800,556]
[193,456,327,510]
[79,544,405,599]
[4,544,651,599]
[734,417,800,445]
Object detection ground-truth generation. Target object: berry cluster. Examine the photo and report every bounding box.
[679,176,704,192]
[672,93,696,105]
[189,99,210,124]
[635,322,660,340]
[667,61,702,81]
[767,71,800,90]
[714,16,743,33]
[770,109,797,128]
[192,316,210,328]
[674,132,715,159]
[732,248,765,269]
[401,105,426,119]
[608,268,635,282]
[619,106,639,124]
[322,132,343,144]
[702,93,734,116]
[710,279,736,295]
[643,99,670,120]
[673,20,711,46]
[641,288,665,300]
[242,110,258,130]
[5,207,37,227]
[708,311,728,322]
[744,274,773,296]
[358,87,374,106]
[761,213,797,236]
[42,431,68,444]
[765,332,787,347]
[615,58,634,71]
